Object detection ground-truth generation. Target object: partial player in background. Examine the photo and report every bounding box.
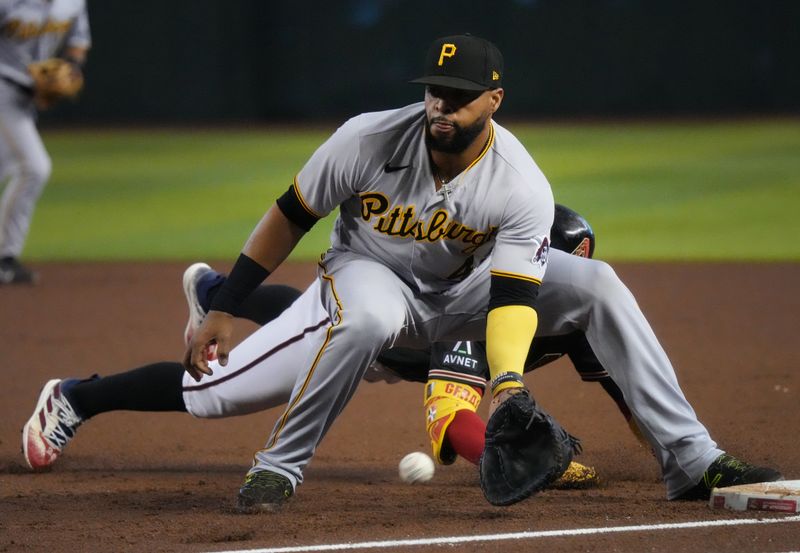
[0,0,90,284]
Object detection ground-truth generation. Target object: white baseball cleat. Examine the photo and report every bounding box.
[182,262,218,361]
[183,262,213,346]
[22,379,83,471]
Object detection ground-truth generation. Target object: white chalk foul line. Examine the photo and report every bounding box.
[210,514,800,553]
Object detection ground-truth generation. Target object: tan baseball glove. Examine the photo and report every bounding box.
[28,58,84,110]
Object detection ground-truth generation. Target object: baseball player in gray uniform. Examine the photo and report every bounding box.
[186,34,559,511]
[188,31,782,509]
[23,34,782,512]
[0,0,90,284]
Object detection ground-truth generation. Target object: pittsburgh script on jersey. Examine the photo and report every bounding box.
[360,192,497,254]
[3,20,72,39]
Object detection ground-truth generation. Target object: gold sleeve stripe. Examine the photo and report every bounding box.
[490,269,542,285]
[259,267,343,452]
[464,123,495,174]
[292,176,324,219]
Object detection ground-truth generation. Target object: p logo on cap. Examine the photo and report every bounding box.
[411,34,504,91]
[438,44,457,66]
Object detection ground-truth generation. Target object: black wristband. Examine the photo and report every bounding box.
[209,253,270,314]
[490,371,525,394]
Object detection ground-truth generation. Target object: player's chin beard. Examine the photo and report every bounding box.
[425,115,487,154]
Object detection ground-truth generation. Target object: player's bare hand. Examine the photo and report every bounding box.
[183,310,234,381]
[488,386,527,418]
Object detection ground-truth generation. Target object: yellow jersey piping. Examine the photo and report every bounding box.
[490,269,542,285]
[261,263,344,452]
[292,177,324,219]
[464,122,495,175]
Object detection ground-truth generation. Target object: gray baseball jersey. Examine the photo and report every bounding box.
[0,0,90,86]
[0,0,90,260]
[296,102,553,293]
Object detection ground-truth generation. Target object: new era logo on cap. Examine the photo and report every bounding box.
[411,34,504,91]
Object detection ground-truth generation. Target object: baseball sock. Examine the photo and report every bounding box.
[195,271,225,311]
[65,361,186,419]
[445,409,486,465]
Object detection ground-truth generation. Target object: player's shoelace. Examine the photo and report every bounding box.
[704,454,781,488]
[677,453,782,500]
[716,454,751,470]
[39,387,83,449]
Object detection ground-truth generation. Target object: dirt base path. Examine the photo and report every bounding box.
[1,261,798,552]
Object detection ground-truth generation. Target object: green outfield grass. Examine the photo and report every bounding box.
[22,118,800,261]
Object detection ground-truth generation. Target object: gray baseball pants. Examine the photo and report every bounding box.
[0,78,51,258]
[182,249,722,499]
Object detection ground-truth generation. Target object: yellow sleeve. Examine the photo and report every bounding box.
[485,304,538,394]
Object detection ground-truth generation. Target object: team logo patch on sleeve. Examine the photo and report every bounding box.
[533,236,550,266]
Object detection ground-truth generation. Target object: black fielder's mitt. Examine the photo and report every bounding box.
[479,388,577,506]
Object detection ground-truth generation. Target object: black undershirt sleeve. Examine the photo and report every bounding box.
[276,184,320,232]
[488,274,540,311]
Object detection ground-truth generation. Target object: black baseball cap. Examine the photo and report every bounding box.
[410,34,503,91]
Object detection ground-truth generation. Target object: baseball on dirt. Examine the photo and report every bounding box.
[398,452,435,484]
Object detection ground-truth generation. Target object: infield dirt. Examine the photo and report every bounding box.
[1,261,798,552]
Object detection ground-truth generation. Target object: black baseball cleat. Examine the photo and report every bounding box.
[0,257,37,285]
[675,454,783,500]
[235,470,294,513]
